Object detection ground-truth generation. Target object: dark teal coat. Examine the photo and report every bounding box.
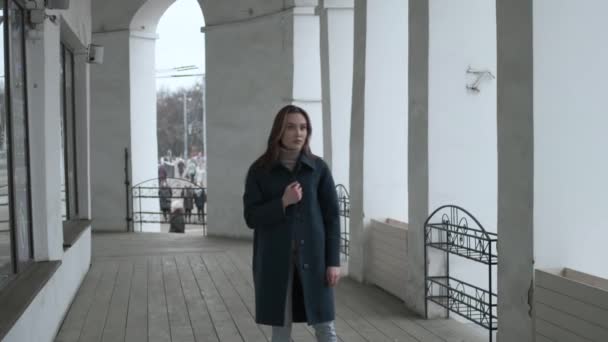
[243,153,340,326]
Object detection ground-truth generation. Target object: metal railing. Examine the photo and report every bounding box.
[130,177,207,234]
[335,184,350,258]
[424,205,498,342]
[0,184,9,231]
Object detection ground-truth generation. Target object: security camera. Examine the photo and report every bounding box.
[45,0,69,10]
[87,44,104,65]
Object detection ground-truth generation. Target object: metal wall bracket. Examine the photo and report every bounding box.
[466,66,495,93]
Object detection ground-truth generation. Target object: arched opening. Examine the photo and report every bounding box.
[128,0,206,233]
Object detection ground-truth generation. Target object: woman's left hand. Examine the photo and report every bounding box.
[326,266,341,287]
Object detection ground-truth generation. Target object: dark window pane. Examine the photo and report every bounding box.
[0,1,13,289]
[60,45,67,219]
[60,44,77,220]
[8,1,32,269]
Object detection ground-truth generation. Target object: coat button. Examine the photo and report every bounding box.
[303,263,309,269]
[300,240,305,245]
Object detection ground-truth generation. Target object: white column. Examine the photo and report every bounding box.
[293,0,323,156]
[349,0,408,281]
[130,31,160,232]
[320,0,354,187]
[496,0,534,341]
[90,30,132,232]
[406,0,428,317]
[27,21,64,261]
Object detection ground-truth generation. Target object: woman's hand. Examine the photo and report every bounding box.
[282,181,302,208]
[326,266,341,287]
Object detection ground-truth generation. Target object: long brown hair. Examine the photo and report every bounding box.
[255,105,313,170]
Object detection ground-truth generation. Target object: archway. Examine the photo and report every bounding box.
[127,0,205,233]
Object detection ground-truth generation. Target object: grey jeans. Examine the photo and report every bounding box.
[271,256,337,342]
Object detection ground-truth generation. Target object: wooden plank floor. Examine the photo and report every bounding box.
[56,232,488,342]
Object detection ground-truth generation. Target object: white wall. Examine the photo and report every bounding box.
[363,0,408,222]
[293,5,323,156]
[428,0,497,233]
[428,0,497,297]
[4,229,92,342]
[534,0,608,279]
[326,2,353,188]
[205,11,294,238]
[90,31,132,231]
[130,32,161,232]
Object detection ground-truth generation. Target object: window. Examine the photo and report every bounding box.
[0,0,34,289]
[60,43,78,220]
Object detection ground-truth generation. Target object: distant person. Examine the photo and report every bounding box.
[176,160,187,180]
[194,186,206,223]
[182,185,195,223]
[186,159,197,183]
[169,198,185,233]
[158,160,168,183]
[158,180,172,221]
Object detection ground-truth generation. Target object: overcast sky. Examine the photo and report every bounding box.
[155,0,206,91]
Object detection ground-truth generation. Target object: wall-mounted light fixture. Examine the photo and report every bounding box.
[466,66,495,93]
[87,44,104,65]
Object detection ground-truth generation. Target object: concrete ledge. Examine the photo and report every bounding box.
[63,219,92,249]
[324,0,354,9]
[366,219,409,301]
[535,268,608,341]
[3,228,91,342]
[0,261,61,341]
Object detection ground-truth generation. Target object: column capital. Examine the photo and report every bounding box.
[294,0,318,15]
[324,0,354,10]
[294,0,319,6]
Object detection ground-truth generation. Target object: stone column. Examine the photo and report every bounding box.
[130,31,161,232]
[406,0,429,317]
[496,0,534,341]
[90,30,132,232]
[319,0,354,187]
[292,0,323,155]
[28,20,64,260]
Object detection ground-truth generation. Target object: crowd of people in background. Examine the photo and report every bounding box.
[158,152,207,232]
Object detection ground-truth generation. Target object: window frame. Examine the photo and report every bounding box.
[60,42,79,220]
[3,0,34,275]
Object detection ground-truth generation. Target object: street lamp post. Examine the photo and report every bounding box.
[183,93,188,159]
[202,77,206,158]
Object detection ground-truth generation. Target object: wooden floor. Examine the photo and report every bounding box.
[55,232,487,342]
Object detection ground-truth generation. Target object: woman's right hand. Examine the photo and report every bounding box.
[282,181,302,208]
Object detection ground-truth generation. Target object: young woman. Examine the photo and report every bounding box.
[243,105,341,342]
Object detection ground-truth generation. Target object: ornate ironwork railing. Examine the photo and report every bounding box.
[335,184,350,257]
[130,177,206,234]
[424,205,498,341]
